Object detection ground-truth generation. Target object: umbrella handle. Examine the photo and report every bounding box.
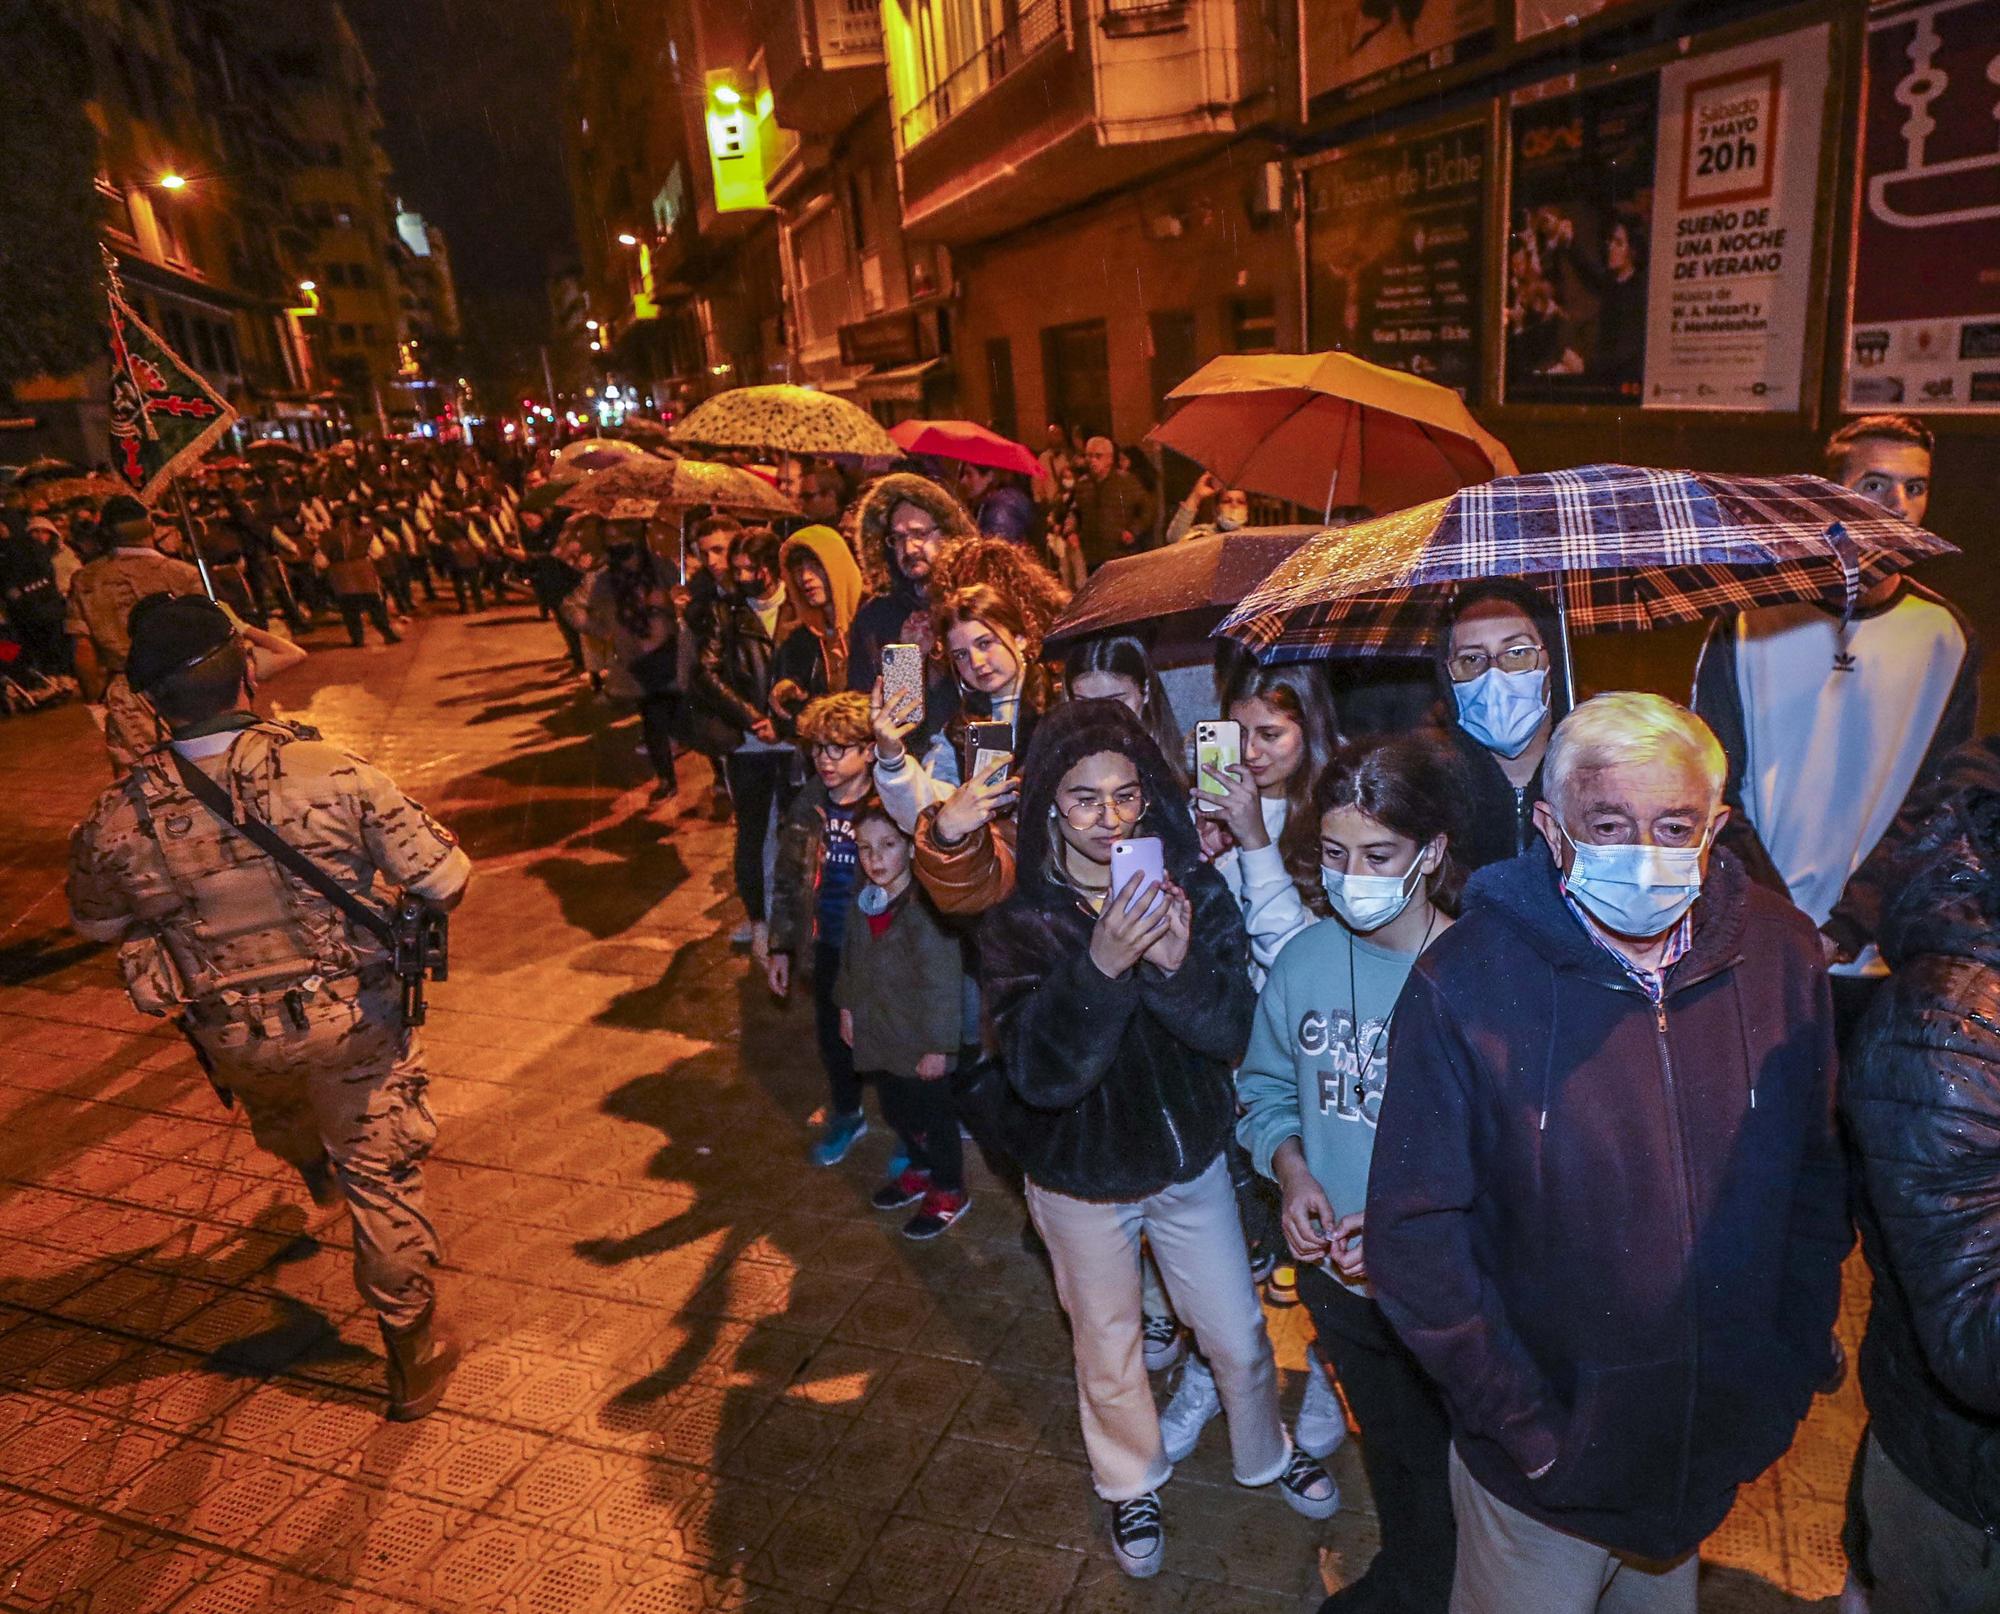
[1554,570,1578,710]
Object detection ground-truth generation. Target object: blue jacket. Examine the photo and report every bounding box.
[1366,841,1847,1561]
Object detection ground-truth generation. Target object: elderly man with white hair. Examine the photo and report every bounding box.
[1365,692,1848,1614]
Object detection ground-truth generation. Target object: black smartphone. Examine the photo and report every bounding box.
[962,720,1014,785]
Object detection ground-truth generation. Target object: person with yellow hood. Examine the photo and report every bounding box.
[769,524,864,731]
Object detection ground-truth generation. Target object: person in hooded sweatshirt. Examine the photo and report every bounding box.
[1366,693,1848,1614]
[844,471,976,701]
[978,700,1340,1582]
[1429,579,1570,873]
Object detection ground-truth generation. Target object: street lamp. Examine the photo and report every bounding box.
[157,172,188,190]
[616,232,638,247]
[589,341,601,352]
[298,279,315,292]
[585,319,598,331]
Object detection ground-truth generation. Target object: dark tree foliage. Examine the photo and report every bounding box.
[0,2,104,390]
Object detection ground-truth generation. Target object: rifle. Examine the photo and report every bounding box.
[167,749,448,1025]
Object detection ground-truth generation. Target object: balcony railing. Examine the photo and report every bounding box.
[896,0,1067,151]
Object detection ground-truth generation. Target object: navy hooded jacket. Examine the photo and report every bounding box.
[1366,840,1848,1561]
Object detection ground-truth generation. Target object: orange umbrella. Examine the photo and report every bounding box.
[1147,352,1516,520]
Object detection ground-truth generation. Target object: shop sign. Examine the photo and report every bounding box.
[1846,0,2000,412]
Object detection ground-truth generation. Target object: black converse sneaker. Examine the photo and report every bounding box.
[1109,1490,1164,1578]
[1140,1312,1185,1373]
[1277,1446,1340,1520]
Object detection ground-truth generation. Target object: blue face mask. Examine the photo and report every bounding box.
[1559,826,1708,938]
[1453,665,1549,759]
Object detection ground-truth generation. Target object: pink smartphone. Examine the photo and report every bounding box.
[1109,836,1165,915]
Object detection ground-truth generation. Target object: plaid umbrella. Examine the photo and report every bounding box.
[553,456,801,519]
[1220,464,1957,664]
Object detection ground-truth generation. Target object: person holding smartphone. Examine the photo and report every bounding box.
[979,701,1339,1580]
[871,583,1053,833]
[1236,735,1467,1613]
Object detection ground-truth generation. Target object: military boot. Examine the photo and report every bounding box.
[379,1305,461,1421]
[299,1152,342,1209]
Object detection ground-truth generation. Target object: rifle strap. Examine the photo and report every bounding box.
[167,746,399,953]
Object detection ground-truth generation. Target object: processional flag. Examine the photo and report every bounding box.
[105,288,238,504]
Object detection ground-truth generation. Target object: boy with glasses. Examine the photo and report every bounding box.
[768,693,886,1166]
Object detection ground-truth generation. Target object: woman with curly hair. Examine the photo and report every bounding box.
[869,579,1060,834]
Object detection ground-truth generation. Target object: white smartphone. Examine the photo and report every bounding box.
[1194,720,1242,804]
[880,643,925,721]
[1109,836,1166,916]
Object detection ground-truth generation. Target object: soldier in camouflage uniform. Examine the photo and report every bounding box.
[67,595,472,1420]
[64,494,204,768]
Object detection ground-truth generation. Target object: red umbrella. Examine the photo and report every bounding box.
[887,419,1040,478]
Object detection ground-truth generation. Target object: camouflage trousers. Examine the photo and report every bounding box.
[194,981,441,1329]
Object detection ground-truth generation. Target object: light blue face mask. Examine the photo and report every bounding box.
[1453,665,1549,759]
[1560,826,1708,938]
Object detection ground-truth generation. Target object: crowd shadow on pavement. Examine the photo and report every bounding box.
[2,1200,370,1395]
[0,932,102,988]
[570,941,1078,1602]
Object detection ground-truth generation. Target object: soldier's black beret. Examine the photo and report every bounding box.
[99,493,151,530]
[126,594,236,691]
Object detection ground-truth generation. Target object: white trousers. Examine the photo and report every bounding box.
[1027,1154,1289,1500]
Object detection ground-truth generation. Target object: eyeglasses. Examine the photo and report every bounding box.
[810,741,863,763]
[1446,643,1544,684]
[892,524,940,546]
[1058,788,1145,829]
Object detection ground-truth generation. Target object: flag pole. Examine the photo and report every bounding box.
[168,477,218,604]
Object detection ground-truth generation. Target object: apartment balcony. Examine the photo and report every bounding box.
[888,0,1275,244]
[755,0,886,136]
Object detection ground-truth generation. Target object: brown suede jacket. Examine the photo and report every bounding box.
[913,805,1016,917]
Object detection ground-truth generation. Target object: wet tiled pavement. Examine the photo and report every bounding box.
[0,605,1856,1610]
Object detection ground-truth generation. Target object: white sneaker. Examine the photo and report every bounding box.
[729,921,755,946]
[1295,1344,1348,1459]
[1159,1353,1220,1463]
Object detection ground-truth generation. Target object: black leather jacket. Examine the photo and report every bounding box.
[695,593,800,735]
[1844,773,2000,1539]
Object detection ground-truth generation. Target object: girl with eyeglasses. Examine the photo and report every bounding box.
[1160,659,1343,1461]
[1433,579,1571,871]
[977,700,1340,1581]
[1242,734,1469,1613]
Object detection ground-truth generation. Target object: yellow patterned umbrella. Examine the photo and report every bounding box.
[669,385,903,459]
[553,456,801,519]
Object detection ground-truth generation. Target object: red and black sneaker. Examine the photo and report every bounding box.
[870,1167,930,1212]
[902,1187,970,1240]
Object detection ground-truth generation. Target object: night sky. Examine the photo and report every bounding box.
[342,0,577,301]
